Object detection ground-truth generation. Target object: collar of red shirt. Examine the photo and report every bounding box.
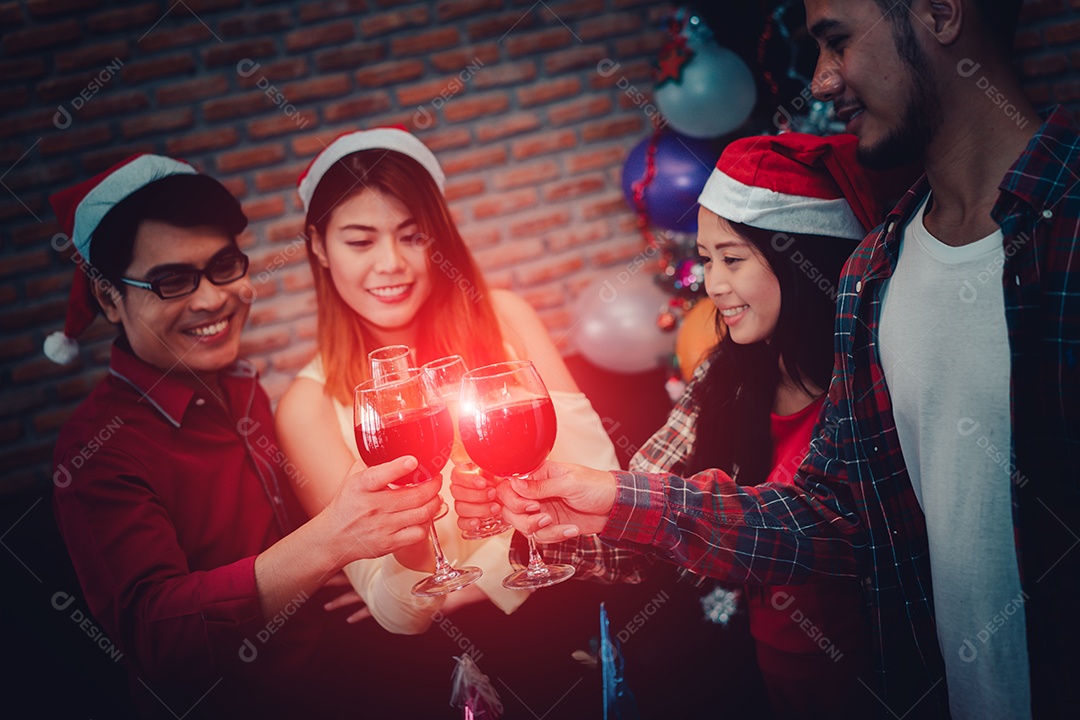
[107,340,258,428]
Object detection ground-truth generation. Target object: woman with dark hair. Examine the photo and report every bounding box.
[275,128,620,715]
[457,132,885,718]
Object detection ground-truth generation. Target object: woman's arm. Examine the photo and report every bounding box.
[490,288,580,393]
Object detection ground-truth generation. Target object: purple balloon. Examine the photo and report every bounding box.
[620,130,719,233]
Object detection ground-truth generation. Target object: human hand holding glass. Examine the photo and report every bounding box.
[421,355,512,540]
[459,360,575,589]
[353,368,482,597]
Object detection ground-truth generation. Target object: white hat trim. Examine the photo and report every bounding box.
[72,155,196,262]
[297,128,446,212]
[697,169,867,241]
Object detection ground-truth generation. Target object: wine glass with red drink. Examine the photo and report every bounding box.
[421,355,512,540]
[459,360,575,589]
[368,344,411,384]
[354,368,482,596]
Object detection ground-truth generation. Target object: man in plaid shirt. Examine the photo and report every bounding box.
[457,0,1079,717]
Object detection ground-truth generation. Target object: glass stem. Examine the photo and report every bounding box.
[524,537,550,578]
[428,521,456,579]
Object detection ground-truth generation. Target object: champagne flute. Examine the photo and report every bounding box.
[368,344,411,385]
[354,369,482,597]
[459,360,574,589]
[421,355,512,540]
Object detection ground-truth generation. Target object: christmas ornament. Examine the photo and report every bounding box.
[620,129,717,235]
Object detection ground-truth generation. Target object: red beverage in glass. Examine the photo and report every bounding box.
[356,405,453,486]
[460,397,557,477]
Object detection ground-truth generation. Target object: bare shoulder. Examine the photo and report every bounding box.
[490,288,579,393]
[275,376,336,440]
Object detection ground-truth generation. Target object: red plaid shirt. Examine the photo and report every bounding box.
[540,108,1080,717]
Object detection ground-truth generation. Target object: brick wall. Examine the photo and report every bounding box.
[1,0,1078,494]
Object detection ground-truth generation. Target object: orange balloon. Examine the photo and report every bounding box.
[676,299,722,381]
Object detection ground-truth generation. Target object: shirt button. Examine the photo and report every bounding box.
[855,281,863,292]
[1042,209,1053,219]
[195,398,206,406]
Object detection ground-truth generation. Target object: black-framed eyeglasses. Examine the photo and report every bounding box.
[120,252,249,300]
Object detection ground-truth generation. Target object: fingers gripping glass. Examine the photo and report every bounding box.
[120,252,249,300]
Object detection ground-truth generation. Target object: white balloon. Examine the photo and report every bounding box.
[655,43,757,139]
[573,271,677,374]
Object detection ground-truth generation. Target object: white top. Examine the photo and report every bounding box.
[296,355,621,633]
[879,194,1030,720]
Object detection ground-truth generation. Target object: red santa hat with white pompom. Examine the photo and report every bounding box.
[43,154,196,364]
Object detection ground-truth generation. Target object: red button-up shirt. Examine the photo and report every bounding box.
[52,341,341,718]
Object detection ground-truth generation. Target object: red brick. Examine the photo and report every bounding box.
[10,219,60,246]
[3,18,80,54]
[0,335,35,363]
[1013,29,1043,52]
[1,298,66,331]
[157,75,228,106]
[121,54,196,83]
[248,110,317,139]
[360,7,430,37]
[73,90,149,120]
[185,0,243,12]
[519,282,567,310]
[220,9,292,37]
[418,127,472,152]
[314,42,386,72]
[443,93,510,123]
[138,22,213,52]
[270,341,318,373]
[543,0,605,19]
[473,189,538,219]
[248,293,317,327]
[615,30,666,57]
[391,27,460,56]
[281,266,315,294]
[509,209,572,238]
[322,92,392,123]
[0,196,45,224]
[548,96,613,126]
[472,238,545,271]
[38,125,111,157]
[202,92,275,121]
[121,108,194,139]
[544,45,608,75]
[266,217,307,243]
[378,109,440,133]
[239,326,291,357]
[462,226,500,250]
[511,130,577,160]
[254,163,310,193]
[505,27,573,57]
[299,0,369,23]
[55,367,109,400]
[217,145,287,174]
[1054,78,1080,102]
[220,177,247,199]
[279,74,352,102]
[86,3,158,33]
[166,127,240,156]
[356,58,425,87]
[579,12,642,40]
[492,160,559,190]
[612,0,662,7]
[544,174,607,203]
[473,60,537,89]
[291,129,346,157]
[441,146,508,176]
[1021,54,1069,78]
[0,1,23,24]
[286,20,356,53]
[514,253,585,287]
[0,249,49,278]
[582,115,644,142]
[0,57,46,81]
[545,219,611,251]
[0,108,53,139]
[436,0,502,20]
[445,177,486,201]
[81,143,156,174]
[55,41,130,73]
[37,71,117,103]
[241,196,286,222]
[1046,19,1080,45]
[582,193,630,220]
[237,58,310,88]
[202,39,277,69]
[589,58,652,89]
[475,111,542,142]
[0,87,29,108]
[517,77,580,107]
[33,404,80,434]
[1020,0,1068,24]
[466,11,536,41]
[4,160,73,192]
[429,44,499,72]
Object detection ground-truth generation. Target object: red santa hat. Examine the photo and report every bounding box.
[44,154,197,364]
[697,133,880,241]
[296,126,445,212]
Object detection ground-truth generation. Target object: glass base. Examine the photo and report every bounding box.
[461,516,511,540]
[502,562,575,590]
[410,565,483,597]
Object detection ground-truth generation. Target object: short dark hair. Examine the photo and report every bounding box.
[872,0,1024,48]
[89,174,247,303]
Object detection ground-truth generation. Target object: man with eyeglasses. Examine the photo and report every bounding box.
[47,155,442,718]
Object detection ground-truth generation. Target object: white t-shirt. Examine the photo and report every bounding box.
[879,194,1030,719]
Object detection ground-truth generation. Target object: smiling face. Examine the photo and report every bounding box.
[806,0,941,169]
[697,207,781,346]
[97,220,251,380]
[310,188,433,347]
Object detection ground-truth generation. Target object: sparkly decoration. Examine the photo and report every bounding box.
[654,15,694,85]
[657,311,677,332]
[701,585,741,626]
